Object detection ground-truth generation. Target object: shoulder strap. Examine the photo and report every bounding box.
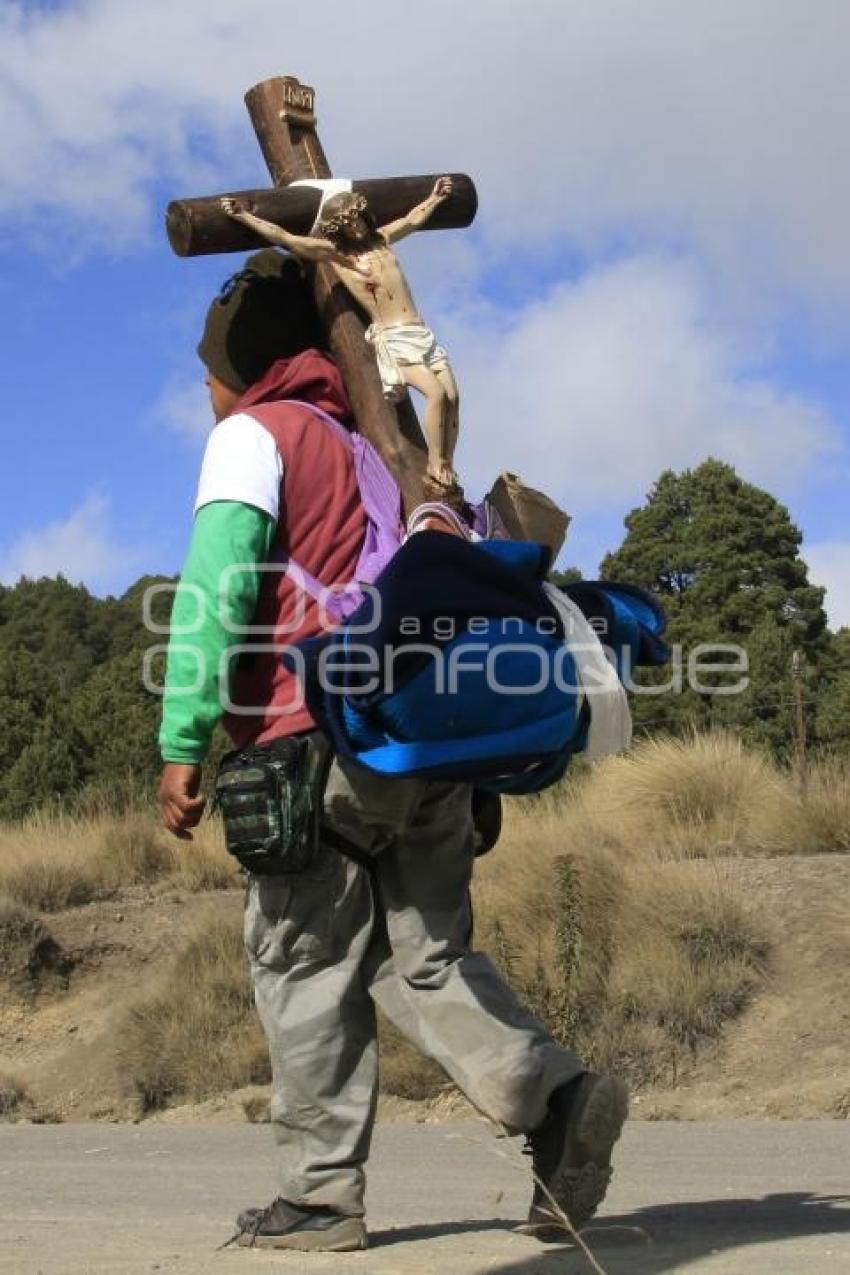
[283,398,354,448]
[272,399,402,611]
[261,399,352,604]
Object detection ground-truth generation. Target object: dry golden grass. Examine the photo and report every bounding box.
[544,732,850,859]
[0,809,238,911]
[5,733,846,1108]
[472,792,770,1086]
[0,733,842,918]
[170,822,239,891]
[0,812,105,911]
[0,893,41,964]
[112,819,770,1106]
[794,758,850,853]
[91,815,174,891]
[0,1069,30,1120]
[111,743,776,1109]
[114,908,269,1111]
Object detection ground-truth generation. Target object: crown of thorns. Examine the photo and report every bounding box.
[318,192,370,236]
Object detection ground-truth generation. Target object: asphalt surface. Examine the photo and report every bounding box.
[1,1120,848,1274]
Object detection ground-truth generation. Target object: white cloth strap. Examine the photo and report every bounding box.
[289,178,354,234]
[543,583,632,761]
[407,502,472,540]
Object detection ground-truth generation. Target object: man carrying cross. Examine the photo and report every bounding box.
[157,76,627,1254]
[157,249,626,1253]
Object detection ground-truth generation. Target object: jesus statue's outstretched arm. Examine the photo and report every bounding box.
[220,198,359,270]
[380,176,453,245]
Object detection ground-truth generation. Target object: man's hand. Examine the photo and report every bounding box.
[158,763,205,840]
[431,175,453,202]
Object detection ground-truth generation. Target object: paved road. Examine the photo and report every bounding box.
[1,1121,848,1274]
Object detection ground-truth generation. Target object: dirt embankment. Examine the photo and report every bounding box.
[1,855,848,1124]
[640,855,850,1120]
[1,887,240,1122]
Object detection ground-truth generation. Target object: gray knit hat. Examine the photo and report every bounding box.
[197,249,325,392]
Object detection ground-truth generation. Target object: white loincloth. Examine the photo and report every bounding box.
[365,321,450,401]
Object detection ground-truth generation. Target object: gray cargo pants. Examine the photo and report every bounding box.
[243,756,582,1216]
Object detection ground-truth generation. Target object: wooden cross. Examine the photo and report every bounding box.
[166,74,478,516]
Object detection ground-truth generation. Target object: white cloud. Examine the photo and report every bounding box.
[440,256,842,511]
[804,541,850,630]
[153,374,211,441]
[0,494,142,592]
[3,0,850,319]
[5,0,843,586]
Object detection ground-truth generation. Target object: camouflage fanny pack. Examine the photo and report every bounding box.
[213,733,332,876]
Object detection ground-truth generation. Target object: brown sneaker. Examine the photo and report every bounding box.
[232,1197,367,1251]
[523,1072,628,1240]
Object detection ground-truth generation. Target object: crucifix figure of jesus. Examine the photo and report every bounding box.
[220,179,460,490]
[167,75,479,515]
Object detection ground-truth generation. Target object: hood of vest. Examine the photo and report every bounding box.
[234,348,352,423]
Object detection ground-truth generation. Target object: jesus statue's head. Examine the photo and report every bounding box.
[318,192,378,249]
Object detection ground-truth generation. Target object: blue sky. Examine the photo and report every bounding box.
[1,0,848,625]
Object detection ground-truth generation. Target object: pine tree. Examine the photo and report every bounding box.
[0,715,85,820]
[600,459,829,754]
[815,628,850,753]
[0,574,173,818]
[69,650,163,805]
[0,648,58,779]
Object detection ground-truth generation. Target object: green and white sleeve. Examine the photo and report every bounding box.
[158,500,276,763]
[159,411,285,764]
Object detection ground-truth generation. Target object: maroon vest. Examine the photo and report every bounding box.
[222,399,366,747]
